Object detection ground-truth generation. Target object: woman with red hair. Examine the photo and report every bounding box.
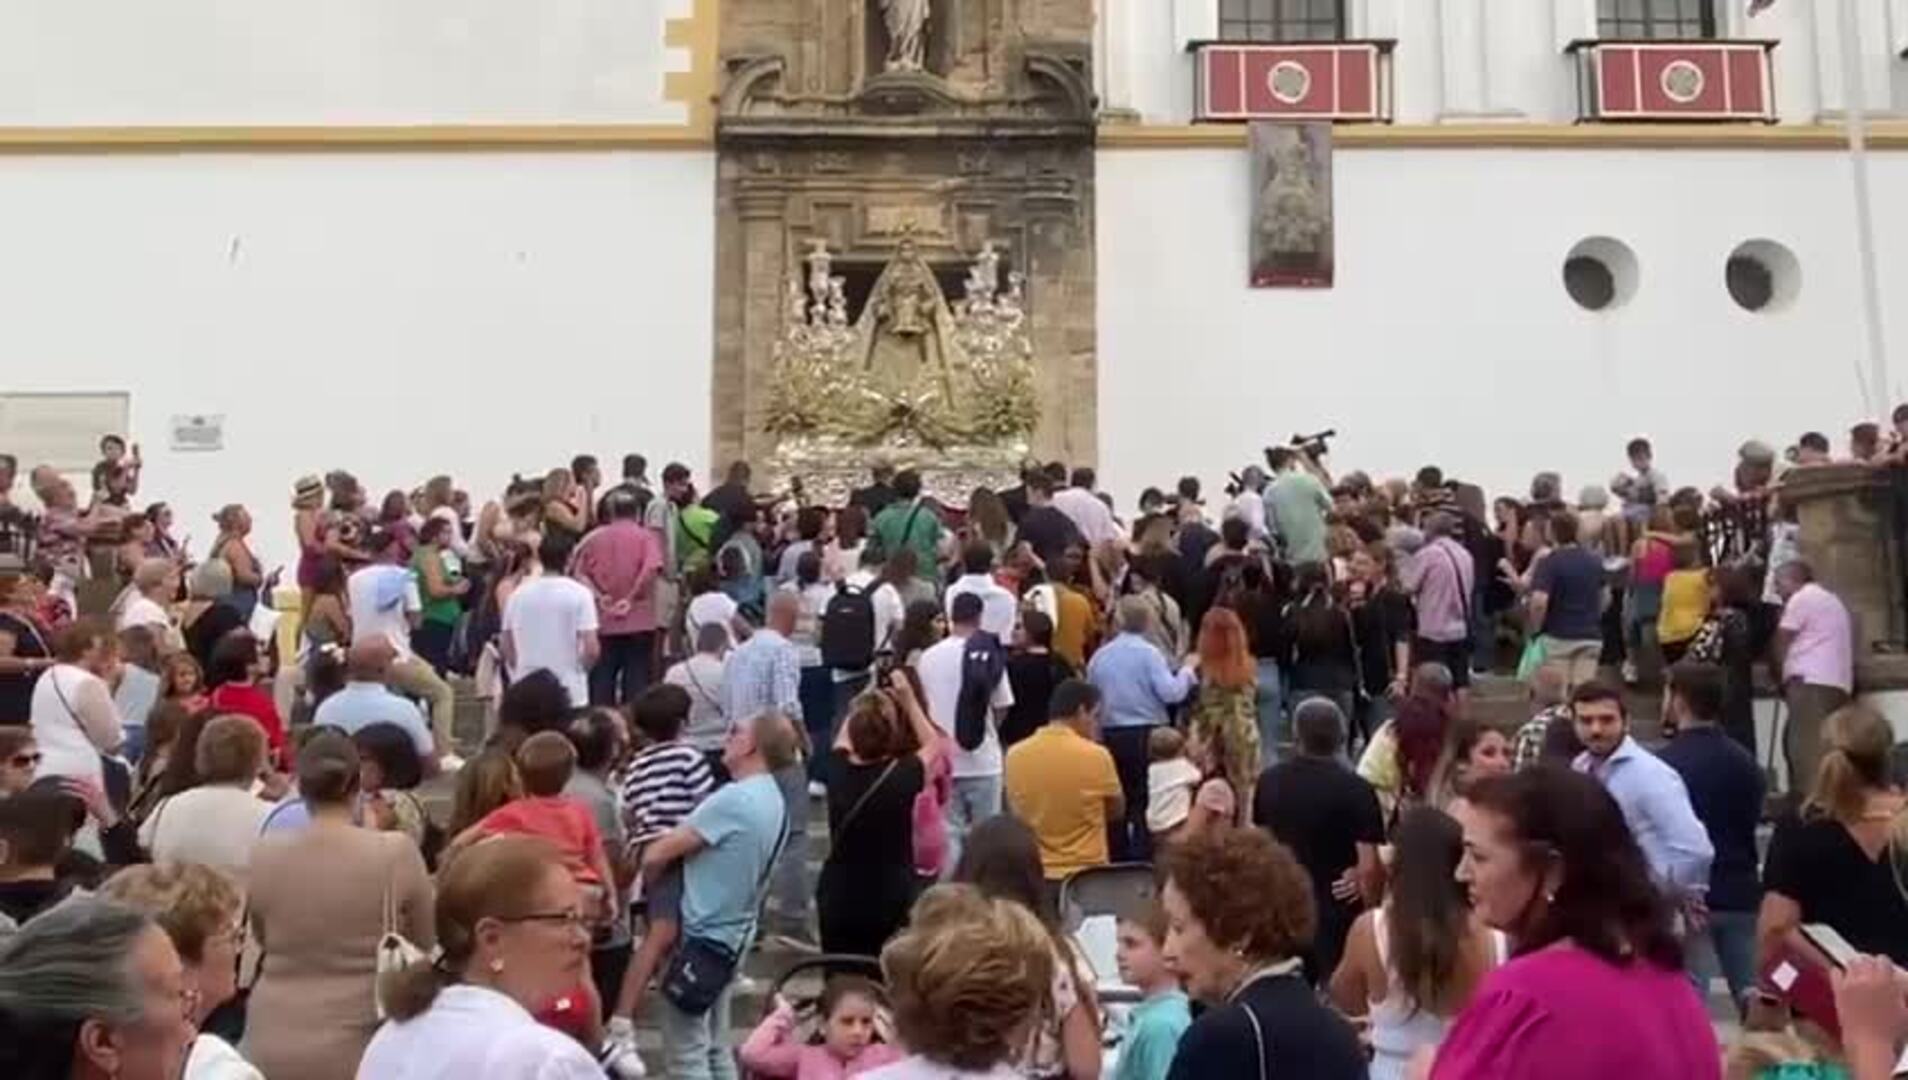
[1393,690,1453,810]
[1186,608,1261,818]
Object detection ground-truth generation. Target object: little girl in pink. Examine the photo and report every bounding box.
[739,977,905,1079]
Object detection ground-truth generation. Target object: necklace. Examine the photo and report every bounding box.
[1228,957,1303,1001]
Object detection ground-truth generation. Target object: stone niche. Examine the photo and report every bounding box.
[710,0,1097,482]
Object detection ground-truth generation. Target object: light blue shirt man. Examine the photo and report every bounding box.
[679,772,787,951]
[1087,631,1195,730]
[312,680,435,757]
[1574,735,1714,896]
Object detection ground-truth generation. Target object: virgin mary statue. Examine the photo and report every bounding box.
[880,0,929,71]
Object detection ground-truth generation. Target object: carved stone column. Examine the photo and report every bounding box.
[1783,464,1908,690]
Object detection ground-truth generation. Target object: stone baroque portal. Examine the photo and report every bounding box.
[711,0,1096,505]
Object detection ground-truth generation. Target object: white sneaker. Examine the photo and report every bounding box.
[807,780,826,798]
[439,752,467,773]
[603,1018,646,1079]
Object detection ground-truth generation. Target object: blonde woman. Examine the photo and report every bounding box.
[1758,705,1908,968]
[101,862,263,1080]
[210,504,264,619]
[868,884,1056,1080]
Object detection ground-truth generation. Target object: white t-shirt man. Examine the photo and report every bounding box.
[945,573,1018,640]
[346,564,422,662]
[502,575,600,707]
[916,632,1015,780]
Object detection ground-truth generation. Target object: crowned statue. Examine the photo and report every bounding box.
[763,233,1039,504]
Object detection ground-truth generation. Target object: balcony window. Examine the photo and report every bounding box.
[1217,0,1345,43]
[1597,0,1716,40]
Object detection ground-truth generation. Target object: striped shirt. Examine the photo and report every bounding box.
[621,742,715,844]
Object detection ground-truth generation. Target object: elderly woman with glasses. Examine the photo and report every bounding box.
[0,895,200,1080]
[360,834,606,1080]
[101,862,261,1080]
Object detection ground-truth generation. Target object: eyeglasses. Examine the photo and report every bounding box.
[499,910,590,930]
[7,752,39,769]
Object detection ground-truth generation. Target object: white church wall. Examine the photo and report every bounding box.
[1097,0,1906,125]
[1096,145,1908,511]
[0,151,715,572]
[0,0,697,126]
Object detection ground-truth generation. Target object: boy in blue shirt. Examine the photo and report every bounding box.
[1114,904,1192,1080]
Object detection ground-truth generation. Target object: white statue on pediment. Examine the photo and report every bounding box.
[880,0,929,71]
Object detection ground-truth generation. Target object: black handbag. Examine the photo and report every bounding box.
[659,805,790,1015]
[659,933,743,1016]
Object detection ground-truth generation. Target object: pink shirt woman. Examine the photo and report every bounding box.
[1432,768,1720,1080]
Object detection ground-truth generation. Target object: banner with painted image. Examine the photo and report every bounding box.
[1249,121,1334,288]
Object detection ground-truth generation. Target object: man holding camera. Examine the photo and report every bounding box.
[1266,446,1334,566]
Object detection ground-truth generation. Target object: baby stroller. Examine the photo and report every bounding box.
[738,955,891,1079]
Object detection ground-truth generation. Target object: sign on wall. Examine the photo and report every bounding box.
[0,392,130,471]
[169,414,224,452]
[1249,122,1335,288]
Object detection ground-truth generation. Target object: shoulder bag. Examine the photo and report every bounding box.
[834,758,900,839]
[660,800,791,1016]
[1438,541,1474,647]
[373,834,427,1020]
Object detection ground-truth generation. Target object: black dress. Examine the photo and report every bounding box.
[0,611,50,725]
[1763,812,1908,966]
[816,754,925,959]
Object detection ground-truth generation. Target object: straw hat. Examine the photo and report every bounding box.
[292,475,324,508]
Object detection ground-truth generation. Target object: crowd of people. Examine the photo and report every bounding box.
[0,422,1904,1080]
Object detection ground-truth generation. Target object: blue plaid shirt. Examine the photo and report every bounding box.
[722,628,802,727]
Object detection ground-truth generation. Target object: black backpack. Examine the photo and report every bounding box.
[820,583,878,671]
[955,630,1008,752]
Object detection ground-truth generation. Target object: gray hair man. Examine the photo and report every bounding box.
[1771,559,1853,791]
[641,709,798,1078]
[1086,594,1197,863]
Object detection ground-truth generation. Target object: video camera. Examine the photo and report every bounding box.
[1265,430,1336,467]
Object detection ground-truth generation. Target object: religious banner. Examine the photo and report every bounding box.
[1249,121,1335,288]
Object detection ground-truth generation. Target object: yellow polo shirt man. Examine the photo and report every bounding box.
[1004,679,1124,881]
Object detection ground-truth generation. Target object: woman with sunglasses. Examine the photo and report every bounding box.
[0,728,39,796]
[360,834,607,1080]
[243,730,436,1080]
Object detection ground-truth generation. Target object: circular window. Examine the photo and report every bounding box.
[1725,239,1801,313]
[1564,257,1616,310]
[1562,237,1638,313]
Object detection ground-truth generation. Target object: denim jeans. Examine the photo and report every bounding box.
[1687,908,1758,1007]
[1254,659,1286,768]
[766,763,811,936]
[658,981,738,1080]
[945,773,1002,874]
